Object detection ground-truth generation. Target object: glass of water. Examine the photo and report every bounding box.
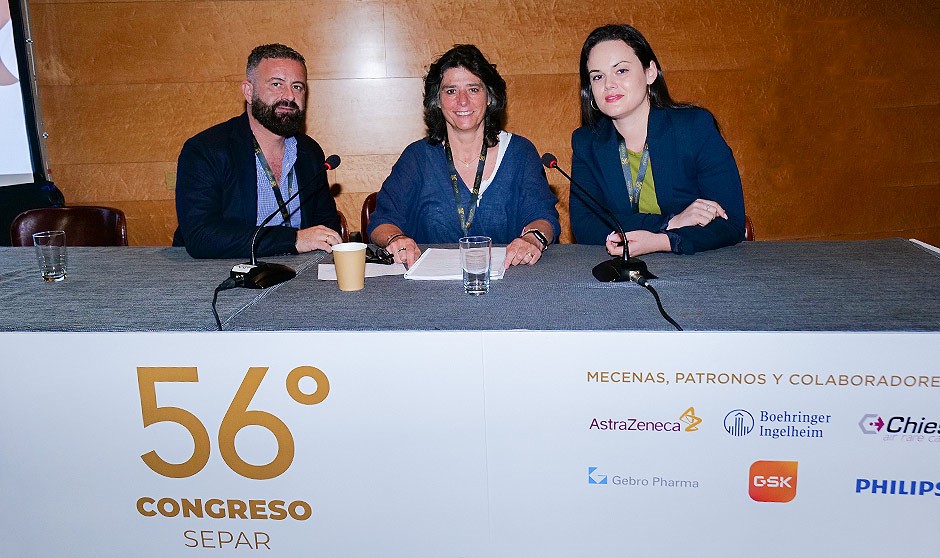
[459,236,491,295]
[32,230,68,282]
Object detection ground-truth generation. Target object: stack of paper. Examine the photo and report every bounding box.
[404,248,506,280]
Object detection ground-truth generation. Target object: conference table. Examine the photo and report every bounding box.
[1,239,938,557]
[2,238,938,332]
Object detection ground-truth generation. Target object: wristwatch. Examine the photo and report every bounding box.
[521,228,549,252]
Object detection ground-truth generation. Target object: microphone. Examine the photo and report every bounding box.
[541,153,656,283]
[231,154,341,289]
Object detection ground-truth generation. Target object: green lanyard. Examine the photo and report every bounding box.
[444,141,488,234]
[618,138,650,212]
[253,137,294,225]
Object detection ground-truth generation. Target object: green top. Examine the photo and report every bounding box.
[624,147,661,215]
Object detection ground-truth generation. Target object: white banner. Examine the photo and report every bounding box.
[482,332,940,557]
[1,332,489,557]
[1,331,937,557]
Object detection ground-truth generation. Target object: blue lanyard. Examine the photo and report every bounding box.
[618,138,650,212]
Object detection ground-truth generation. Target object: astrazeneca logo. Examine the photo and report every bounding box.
[749,460,798,503]
[589,407,701,433]
[680,407,702,432]
[855,479,940,497]
[724,409,755,436]
[588,467,608,485]
[859,414,885,434]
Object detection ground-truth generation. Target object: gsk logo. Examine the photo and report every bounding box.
[749,460,798,503]
[588,467,608,485]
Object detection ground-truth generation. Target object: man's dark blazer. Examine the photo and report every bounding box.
[172,112,340,259]
[570,107,745,254]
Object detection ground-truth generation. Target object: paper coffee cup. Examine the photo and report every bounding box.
[332,242,367,291]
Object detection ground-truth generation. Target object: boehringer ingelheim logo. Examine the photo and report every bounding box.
[588,467,608,484]
[859,414,884,434]
[724,409,755,436]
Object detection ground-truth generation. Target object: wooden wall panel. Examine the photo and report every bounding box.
[26,0,940,247]
[31,1,387,84]
[51,162,176,202]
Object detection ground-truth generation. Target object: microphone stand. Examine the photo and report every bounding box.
[542,155,656,283]
[231,154,341,289]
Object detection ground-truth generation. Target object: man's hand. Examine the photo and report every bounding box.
[295,225,343,253]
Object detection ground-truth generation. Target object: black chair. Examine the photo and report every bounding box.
[10,206,128,246]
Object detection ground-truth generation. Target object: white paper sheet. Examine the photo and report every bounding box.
[318,262,407,280]
[404,248,506,281]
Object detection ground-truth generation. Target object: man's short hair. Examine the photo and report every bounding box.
[246,44,306,80]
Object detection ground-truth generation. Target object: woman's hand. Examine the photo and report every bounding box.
[667,199,728,230]
[606,230,670,257]
[387,236,421,267]
[504,236,543,268]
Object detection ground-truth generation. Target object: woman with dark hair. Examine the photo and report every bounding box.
[571,24,745,256]
[368,44,559,267]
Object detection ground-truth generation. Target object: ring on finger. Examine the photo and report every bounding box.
[397,248,406,253]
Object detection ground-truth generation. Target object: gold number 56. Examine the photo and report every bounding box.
[137,366,329,480]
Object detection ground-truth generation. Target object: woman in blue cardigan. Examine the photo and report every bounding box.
[368,44,560,268]
[571,24,746,256]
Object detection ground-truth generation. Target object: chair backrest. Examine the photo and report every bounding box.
[360,192,378,241]
[10,206,128,247]
[337,210,349,243]
[744,214,755,242]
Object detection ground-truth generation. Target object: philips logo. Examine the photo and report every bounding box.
[588,467,608,485]
[856,479,940,497]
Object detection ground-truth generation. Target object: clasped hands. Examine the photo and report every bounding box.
[606,198,727,257]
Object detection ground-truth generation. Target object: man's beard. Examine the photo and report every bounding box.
[250,96,306,137]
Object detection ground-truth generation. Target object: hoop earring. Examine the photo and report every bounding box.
[590,98,598,111]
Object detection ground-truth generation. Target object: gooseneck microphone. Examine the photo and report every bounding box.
[541,153,656,283]
[542,153,681,331]
[231,154,341,290]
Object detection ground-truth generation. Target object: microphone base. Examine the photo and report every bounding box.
[231,262,296,289]
[592,257,657,283]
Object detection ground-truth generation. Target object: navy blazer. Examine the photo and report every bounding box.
[570,107,745,254]
[172,113,340,259]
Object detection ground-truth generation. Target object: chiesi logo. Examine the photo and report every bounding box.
[749,460,798,503]
[859,413,940,442]
[590,407,701,432]
[588,467,699,488]
[855,478,940,497]
[724,409,831,439]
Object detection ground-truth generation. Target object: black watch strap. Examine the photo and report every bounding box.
[522,228,549,251]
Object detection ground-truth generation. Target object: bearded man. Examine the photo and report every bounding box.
[173,44,342,258]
